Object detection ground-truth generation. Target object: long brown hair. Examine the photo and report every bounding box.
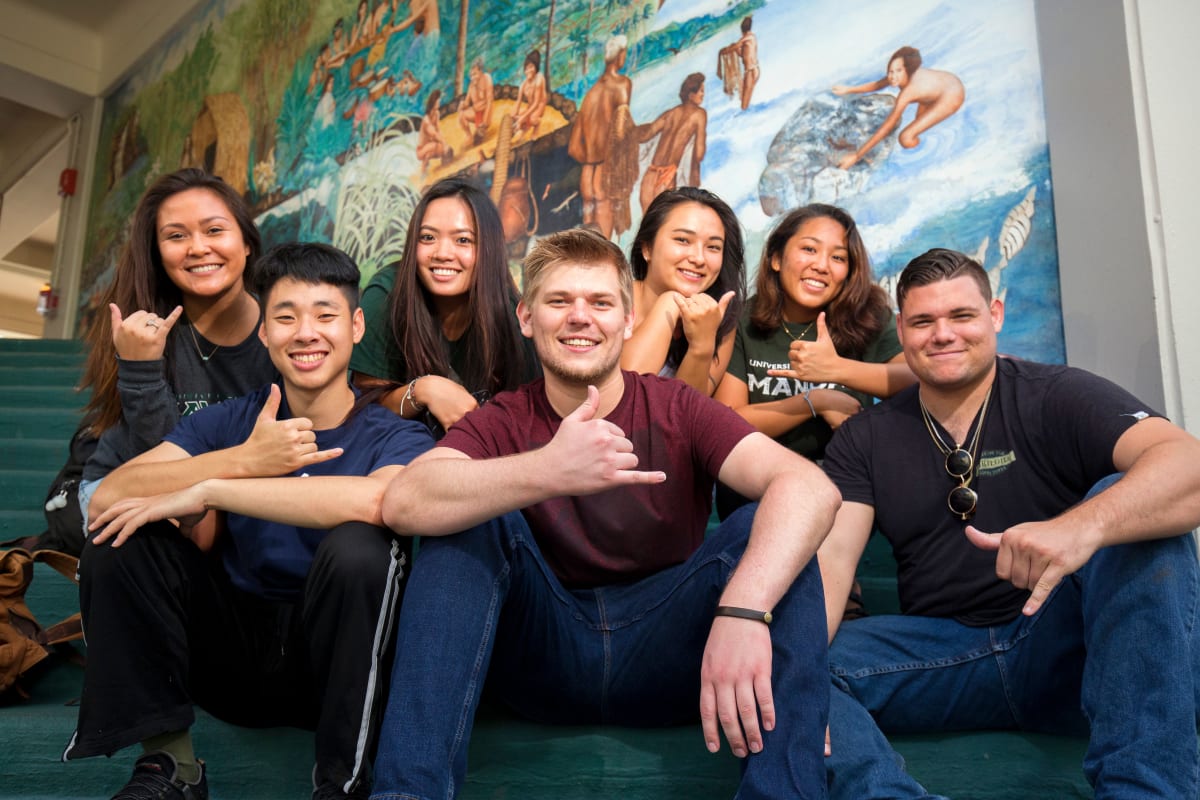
[750,204,889,360]
[80,169,262,432]
[386,178,528,396]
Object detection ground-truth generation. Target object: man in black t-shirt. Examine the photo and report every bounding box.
[819,248,1200,798]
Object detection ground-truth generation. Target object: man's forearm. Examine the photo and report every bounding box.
[91,446,258,519]
[382,452,556,536]
[720,467,840,611]
[201,474,394,529]
[1087,435,1200,547]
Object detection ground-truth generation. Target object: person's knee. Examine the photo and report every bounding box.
[899,130,920,148]
[316,522,398,583]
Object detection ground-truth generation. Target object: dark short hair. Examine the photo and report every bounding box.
[254,242,361,310]
[425,88,442,115]
[889,46,922,76]
[524,49,541,73]
[895,248,991,311]
[741,15,752,33]
[524,228,632,310]
[679,72,705,103]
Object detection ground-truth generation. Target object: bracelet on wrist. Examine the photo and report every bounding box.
[714,605,773,625]
[801,391,817,421]
[401,376,427,416]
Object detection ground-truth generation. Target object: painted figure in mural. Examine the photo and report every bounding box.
[636,72,707,213]
[417,89,452,173]
[833,46,965,170]
[328,18,350,69]
[568,35,634,239]
[513,49,548,143]
[714,204,914,517]
[75,169,275,546]
[371,227,838,800]
[458,59,495,146]
[818,248,1200,798]
[309,43,331,94]
[351,0,372,47]
[350,178,538,437]
[621,187,745,398]
[389,0,441,39]
[717,16,759,111]
[314,74,337,128]
[70,243,434,800]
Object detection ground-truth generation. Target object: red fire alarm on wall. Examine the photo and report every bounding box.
[58,168,77,197]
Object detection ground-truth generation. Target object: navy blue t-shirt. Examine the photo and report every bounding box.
[166,384,434,599]
[823,358,1161,626]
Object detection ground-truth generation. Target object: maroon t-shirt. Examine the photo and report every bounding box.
[441,371,755,588]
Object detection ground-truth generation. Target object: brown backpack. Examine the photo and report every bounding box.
[0,547,84,701]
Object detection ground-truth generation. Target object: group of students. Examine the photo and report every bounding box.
[64,167,1200,800]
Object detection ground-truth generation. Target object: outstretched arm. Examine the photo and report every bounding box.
[89,384,343,519]
[831,77,888,95]
[714,374,862,437]
[381,386,666,536]
[91,465,404,548]
[699,432,841,758]
[838,90,908,169]
[965,417,1200,615]
[817,502,876,643]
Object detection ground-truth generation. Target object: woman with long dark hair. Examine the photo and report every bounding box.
[621,186,745,396]
[79,168,274,518]
[351,178,537,433]
[716,203,913,460]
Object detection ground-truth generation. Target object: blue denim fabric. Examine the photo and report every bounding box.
[826,478,1200,799]
[371,505,830,800]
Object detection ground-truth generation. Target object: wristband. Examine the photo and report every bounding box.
[801,391,817,421]
[401,376,427,416]
[714,605,773,625]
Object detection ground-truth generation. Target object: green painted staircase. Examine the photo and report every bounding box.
[0,339,1091,798]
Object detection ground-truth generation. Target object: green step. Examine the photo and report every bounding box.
[0,338,85,353]
[0,437,74,471]
[0,469,58,508]
[0,386,88,408]
[0,365,83,388]
[0,352,84,368]
[0,509,46,541]
[0,408,82,440]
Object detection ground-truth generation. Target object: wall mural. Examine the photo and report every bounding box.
[80,0,1065,363]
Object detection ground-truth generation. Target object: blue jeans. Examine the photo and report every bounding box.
[827,495,1200,797]
[371,505,829,800]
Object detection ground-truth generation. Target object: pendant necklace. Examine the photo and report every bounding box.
[780,318,815,341]
[189,323,221,362]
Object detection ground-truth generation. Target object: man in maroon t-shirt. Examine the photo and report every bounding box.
[371,228,840,800]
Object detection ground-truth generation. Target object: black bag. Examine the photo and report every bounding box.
[4,423,97,557]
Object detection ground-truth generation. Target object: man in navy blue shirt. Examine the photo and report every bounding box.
[65,243,434,800]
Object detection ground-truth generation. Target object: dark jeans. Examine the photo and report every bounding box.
[66,520,409,795]
[371,504,830,800]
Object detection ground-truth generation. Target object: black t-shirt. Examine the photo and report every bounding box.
[823,357,1161,626]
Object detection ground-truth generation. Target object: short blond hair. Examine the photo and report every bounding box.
[522,228,633,311]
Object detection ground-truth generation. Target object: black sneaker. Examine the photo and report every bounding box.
[111,751,208,800]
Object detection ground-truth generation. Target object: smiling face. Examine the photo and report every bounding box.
[518,261,633,387]
[771,215,850,321]
[640,202,725,298]
[887,57,909,87]
[415,196,477,305]
[897,275,1003,393]
[155,188,251,302]
[259,277,365,393]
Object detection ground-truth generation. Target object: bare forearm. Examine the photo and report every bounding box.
[200,475,390,529]
[720,467,840,611]
[1080,438,1200,547]
[621,315,676,376]
[674,346,718,395]
[92,448,260,518]
[382,453,554,536]
[732,395,815,438]
[826,359,915,399]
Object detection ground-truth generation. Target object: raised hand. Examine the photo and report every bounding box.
[673,291,734,350]
[110,304,184,361]
[699,615,775,758]
[542,385,666,495]
[787,312,843,382]
[964,521,1101,616]
[238,384,344,475]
